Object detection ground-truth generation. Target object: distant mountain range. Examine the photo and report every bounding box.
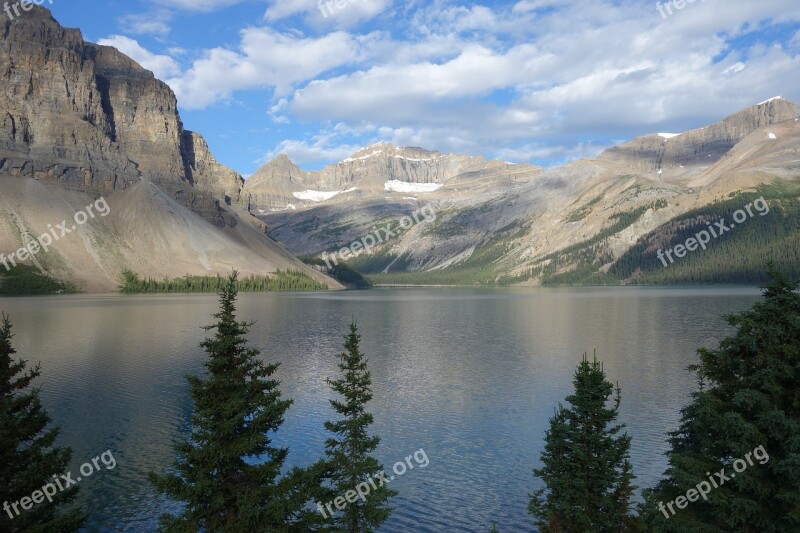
[247,98,800,285]
[1,7,797,291]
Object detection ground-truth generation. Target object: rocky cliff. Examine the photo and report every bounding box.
[0,6,250,226]
[0,7,338,290]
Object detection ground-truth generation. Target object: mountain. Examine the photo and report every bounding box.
[249,98,800,285]
[244,143,534,213]
[0,7,339,291]
[598,96,800,172]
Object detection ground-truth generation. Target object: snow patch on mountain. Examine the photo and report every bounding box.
[384,180,442,193]
[293,187,357,202]
[341,151,383,163]
[758,96,784,105]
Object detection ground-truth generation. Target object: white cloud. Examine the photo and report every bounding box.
[512,0,568,13]
[264,0,392,28]
[103,0,800,167]
[167,28,371,109]
[264,138,362,166]
[157,0,250,13]
[118,10,172,37]
[496,142,609,165]
[273,0,800,157]
[96,36,181,79]
[290,43,541,119]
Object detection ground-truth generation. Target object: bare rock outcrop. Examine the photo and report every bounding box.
[0,6,250,226]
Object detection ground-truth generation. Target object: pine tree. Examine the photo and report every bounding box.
[529,353,638,532]
[149,272,318,532]
[642,267,800,532]
[0,313,85,532]
[323,321,395,532]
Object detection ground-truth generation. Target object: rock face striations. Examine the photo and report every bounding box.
[0,7,337,291]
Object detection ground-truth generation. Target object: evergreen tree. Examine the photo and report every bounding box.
[323,321,395,532]
[0,313,85,532]
[642,267,800,532]
[529,353,638,532]
[149,272,319,531]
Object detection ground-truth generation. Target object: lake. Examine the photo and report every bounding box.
[0,287,762,532]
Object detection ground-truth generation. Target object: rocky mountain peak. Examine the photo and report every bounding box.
[0,5,247,226]
[598,97,800,173]
[246,153,308,189]
[343,143,442,163]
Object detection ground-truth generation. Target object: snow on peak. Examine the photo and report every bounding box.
[758,96,784,105]
[384,180,442,193]
[658,132,681,139]
[341,150,383,164]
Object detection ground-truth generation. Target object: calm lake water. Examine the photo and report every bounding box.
[0,287,762,532]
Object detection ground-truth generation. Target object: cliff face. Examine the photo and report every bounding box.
[0,12,139,190]
[0,7,246,226]
[320,143,487,188]
[0,7,339,291]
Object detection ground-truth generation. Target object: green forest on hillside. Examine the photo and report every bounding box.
[120,269,327,293]
[0,264,73,295]
[301,257,371,288]
[608,182,800,284]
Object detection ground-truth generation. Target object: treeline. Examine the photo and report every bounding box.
[360,222,527,286]
[350,181,800,287]
[301,257,372,288]
[0,264,72,296]
[120,269,327,293]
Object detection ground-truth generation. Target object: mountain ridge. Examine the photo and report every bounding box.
[251,99,800,285]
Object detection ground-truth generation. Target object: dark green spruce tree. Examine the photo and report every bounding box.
[529,353,639,532]
[642,268,800,532]
[149,272,321,532]
[323,321,395,532]
[0,313,85,532]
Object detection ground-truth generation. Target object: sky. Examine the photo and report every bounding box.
[45,0,800,176]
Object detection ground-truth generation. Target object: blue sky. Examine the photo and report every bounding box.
[46,0,800,176]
